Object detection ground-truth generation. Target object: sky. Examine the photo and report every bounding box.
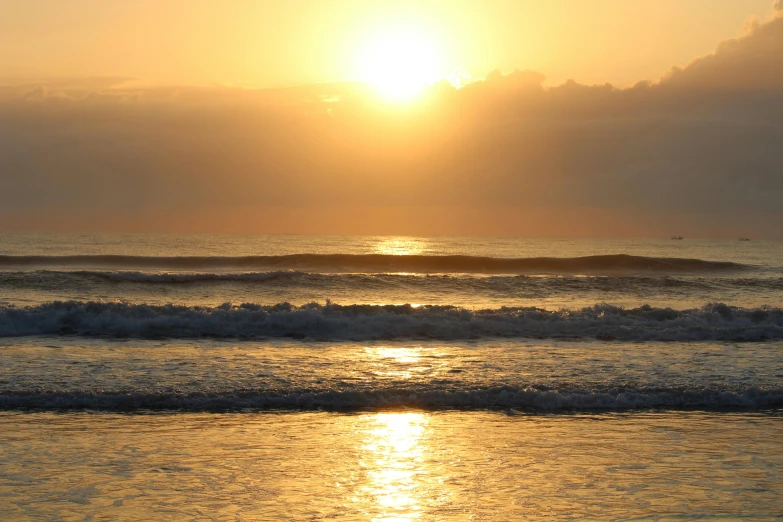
[1,0,782,237]
[0,0,774,87]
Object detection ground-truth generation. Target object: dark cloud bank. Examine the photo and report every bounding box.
[1,15,782,237]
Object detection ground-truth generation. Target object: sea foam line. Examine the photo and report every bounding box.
[0,301,781,341]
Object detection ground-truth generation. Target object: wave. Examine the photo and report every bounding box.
[1,301,781,341]
[3,270,780,293]
[1,386,779,412]
[0,254,747,274]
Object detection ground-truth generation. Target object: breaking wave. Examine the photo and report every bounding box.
[1,301,781,341]
[1,385,779,412]
[0,253,747,274]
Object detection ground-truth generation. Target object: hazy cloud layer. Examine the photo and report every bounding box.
[1,15,782,237]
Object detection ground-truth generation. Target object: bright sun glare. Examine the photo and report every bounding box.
[360,29,441,101]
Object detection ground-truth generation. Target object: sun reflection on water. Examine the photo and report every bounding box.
[373,237,427,256]
[363,346,439,380]
[358,412,429,521]
[365,346,422,364]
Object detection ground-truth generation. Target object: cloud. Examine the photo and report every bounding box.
[774,0,783,11]
[1,16,782,237]
[661,16,783,90]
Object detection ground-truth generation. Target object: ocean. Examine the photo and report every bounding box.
[1,233,781,519]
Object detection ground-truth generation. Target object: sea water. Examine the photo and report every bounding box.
[1,233,781,519]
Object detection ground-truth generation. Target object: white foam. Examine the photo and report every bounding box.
[0,301,781,341]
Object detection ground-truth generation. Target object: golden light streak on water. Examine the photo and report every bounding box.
[358,413,430,521]
[0,412,781,519]
[372,237,427,256]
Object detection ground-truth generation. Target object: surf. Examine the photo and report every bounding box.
[1,300,781,341]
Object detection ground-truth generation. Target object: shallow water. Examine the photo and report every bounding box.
[0,411,780,520]
[2,338,781,411]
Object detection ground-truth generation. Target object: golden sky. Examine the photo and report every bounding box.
[0,0,774,88]
[1,1,782,237]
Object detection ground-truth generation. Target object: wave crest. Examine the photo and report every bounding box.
[1,301,781,341]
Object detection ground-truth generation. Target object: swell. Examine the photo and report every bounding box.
[1,385,779,412]
[0,254,746,274]
[3,270,781,293]
[1,301,781,341]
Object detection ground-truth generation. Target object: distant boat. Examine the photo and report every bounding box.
[671,236,683,240]
[738,237,751,241]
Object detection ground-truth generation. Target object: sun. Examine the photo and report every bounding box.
[359,29,442,101]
